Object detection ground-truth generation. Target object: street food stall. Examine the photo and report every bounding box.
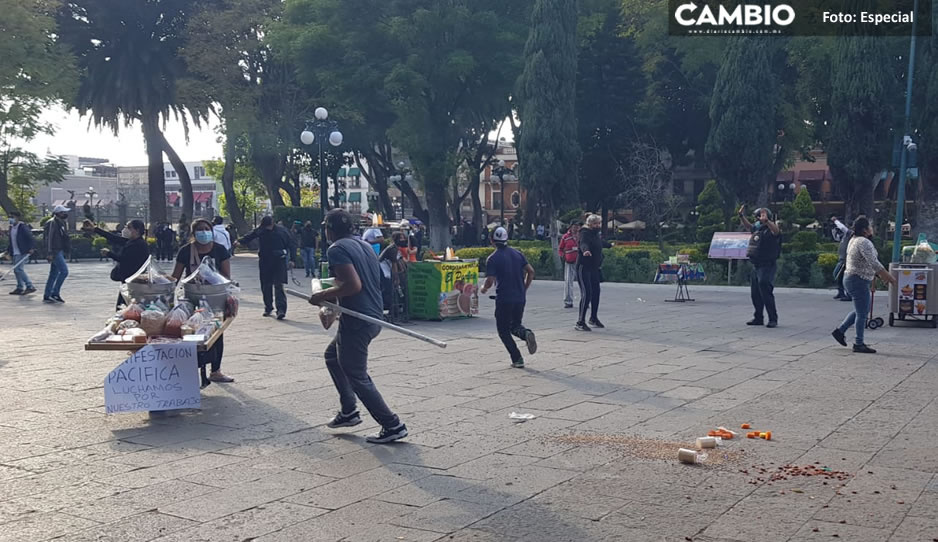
[407,255,479,320]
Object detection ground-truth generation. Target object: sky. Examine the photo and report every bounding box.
[21,105,224,167]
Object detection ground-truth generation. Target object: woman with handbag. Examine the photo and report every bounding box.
[171,218,234,387]
[84,219,150,310]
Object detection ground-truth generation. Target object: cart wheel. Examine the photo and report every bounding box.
[889,313,894,327]
[899,313,906,321]
[868,320,879,330]
[932,317,937,329]
[875,317,885,327]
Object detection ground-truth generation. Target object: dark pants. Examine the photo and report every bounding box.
[325,322,400,429]
[577,267,601,323]
[198,335,224,384]
[751,263,778,323]
[260,273,287,314]
[834,261,850,299]
[495,301,529,363]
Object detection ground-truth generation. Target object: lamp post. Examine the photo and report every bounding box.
[893,0,919,261]
[301,107,343,262]
[491,160,516,225]
[85,186,98,207]
[389,161,414,222]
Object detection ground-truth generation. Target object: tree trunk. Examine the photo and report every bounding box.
[160,132,194,221]
[221,136,249,236]
[425,182,451,251]
[470,175,483,247]
[141,112,167,226]
[356,151,394,218]
[0,167,18,217]
[253,153,286,207]
[549,203,562,278]
[600,200,608,237]
[399,181,429,224]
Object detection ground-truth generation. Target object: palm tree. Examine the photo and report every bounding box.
[57,0,209,225]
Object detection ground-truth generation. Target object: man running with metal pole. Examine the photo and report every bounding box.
[307,209,408,444]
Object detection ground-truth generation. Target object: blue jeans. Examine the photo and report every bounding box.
[301,247,317,277]
[43,251,69,298]
[13,254,33,290]
[838,274,872,346]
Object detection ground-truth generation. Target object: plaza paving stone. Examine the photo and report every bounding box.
[0,256,936,541]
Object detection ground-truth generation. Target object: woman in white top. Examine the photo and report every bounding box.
[831,217,897,353]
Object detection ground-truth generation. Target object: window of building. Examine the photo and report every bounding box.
[165,171,172,179]
[193,166,205,179]
[492,192,502,210]
[510,191,520,208]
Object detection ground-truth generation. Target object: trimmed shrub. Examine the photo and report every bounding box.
[789,230,818,251]
[272,206,322,228]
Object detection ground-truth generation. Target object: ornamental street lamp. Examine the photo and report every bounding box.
[491,160,516,225]
[85,186,98,207]
[301,107,343,262]
[389,161,414,222]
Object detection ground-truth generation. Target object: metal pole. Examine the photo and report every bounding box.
[319,135,328,263]
[499,174,505,225]
[892,0,918,262]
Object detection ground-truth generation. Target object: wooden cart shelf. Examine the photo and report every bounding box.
[85,318,233,352]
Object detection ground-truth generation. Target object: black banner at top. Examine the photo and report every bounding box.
[667,0,932,36]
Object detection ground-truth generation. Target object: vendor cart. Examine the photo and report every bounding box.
[84,318,232,352]
[407,259,479,320]
[887,263,938,328]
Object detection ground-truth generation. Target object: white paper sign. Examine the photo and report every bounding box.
[104,343,200,414]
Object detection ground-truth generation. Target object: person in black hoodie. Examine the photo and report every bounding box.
[235,215,297,320]
[575,214,605,331]
[85,219,151,309]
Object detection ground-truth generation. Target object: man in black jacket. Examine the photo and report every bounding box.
[575,214,605,331]
[739,205,782,328]
[4,210,36,295]
[86,219,150,309]
[43,205,71,303]
[236,216,297,319]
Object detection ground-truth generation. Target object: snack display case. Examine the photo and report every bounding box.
[887,263,938,328]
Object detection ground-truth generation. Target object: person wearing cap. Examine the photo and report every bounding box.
[738,205,781,328]
[3,210,36,296]
[235,215,297,320]
[363,227,384,256]
[480,226,537,368]
[42,205,71,303]
[559,221,581,308]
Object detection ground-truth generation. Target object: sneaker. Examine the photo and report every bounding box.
[832,329,847,347]
[262,310,272,317]
[43,296,55,303]
[853,344,876,354]
[564,303,573,309]
[366,423,408,444]
[575,322,591,332]
[276,313,286,320]
[841,296,853,302]
[512,358,525,369]
[23,287,36,295]
[327,410,363,428]
[51,295,65,303]
[525,330,537,355]
[833,293,844,300]
[766,321,778,328]
[8,289,23,295]
[589,319,605,329]
[746,319,764,326]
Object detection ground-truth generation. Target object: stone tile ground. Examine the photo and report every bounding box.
[0,256,936,541]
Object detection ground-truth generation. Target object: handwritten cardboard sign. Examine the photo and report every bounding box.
[104,343,200,414]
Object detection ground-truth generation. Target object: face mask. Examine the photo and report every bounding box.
[195,231,214,245]
[753,221,762,230]
[121,228,132,239]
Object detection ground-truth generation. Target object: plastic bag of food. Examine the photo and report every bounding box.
[125,256,174,285]
[312,278,337,329]
[182,257,230,286]
[139,306,166,337]
[224,284,240,319]
[164,305,190,338]
[121,301,144,322]
[185,309,216,337]
[911,241,937,263]
[117,319,140,331]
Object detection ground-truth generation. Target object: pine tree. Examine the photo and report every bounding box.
[705,37,778,207]
[517,0,580,274]
[695,180,724,244]
[792,186,816,229]
[827,4,894,218]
